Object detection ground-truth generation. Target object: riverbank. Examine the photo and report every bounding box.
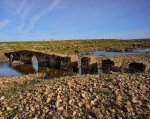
[0,52,150,118]
[97,52,150,72]
[0,73,150,118]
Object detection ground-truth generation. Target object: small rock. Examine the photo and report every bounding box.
[56,99,63,107]
[0,96,5,100]
[109,108,115,114]
[57,95,61,99]
[62,110,68,117]
[0,111,2,115]
[132,98,138,103]
[78,102,82,107]
[67,82,71,86]
[6,107,12,111]
[92,108,103,119]
[57,106,64,111]
[27,93,31,97]
[91,100,95,105]
[125,106,131,113]
[46,98,51,103]
[85,104,90,109]
[81,93,86,98]
[69,100,72,105]
[73,111,77,116]
[117,95,122,102]
[31,106,35,112]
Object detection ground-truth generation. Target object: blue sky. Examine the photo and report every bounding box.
[0,0,150,41]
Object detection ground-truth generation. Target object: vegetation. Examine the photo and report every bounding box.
[0,39,150,55]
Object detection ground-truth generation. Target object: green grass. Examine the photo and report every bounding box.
[0,39,150,58]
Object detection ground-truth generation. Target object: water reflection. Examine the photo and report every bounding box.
[11,64,36,74]
[32,56,38,72]
[0,61,74,77]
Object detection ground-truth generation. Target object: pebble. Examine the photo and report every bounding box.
[0,96,5,100]
[46,98,51,103]
[6,107,12,111]
[132,98,138,103]
[57,106,64,111]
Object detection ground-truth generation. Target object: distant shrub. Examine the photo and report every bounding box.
[74,50,79,54]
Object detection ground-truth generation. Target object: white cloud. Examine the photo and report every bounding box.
[25,0,61,32]
[16,0,27,15]
[0,19,10,30]
[17,0,37,32]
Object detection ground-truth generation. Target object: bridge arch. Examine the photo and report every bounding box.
[32,55,38,72]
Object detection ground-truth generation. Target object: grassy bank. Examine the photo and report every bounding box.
[0,39,150,55]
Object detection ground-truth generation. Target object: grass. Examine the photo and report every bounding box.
[0,39,150,57]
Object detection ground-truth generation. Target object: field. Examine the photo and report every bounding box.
[1,39,150,54]
[0,39,150,118]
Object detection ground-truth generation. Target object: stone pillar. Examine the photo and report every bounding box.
[81,56,98,74]
[69,54,79,72]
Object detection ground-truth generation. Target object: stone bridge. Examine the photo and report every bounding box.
[4,50,98,73]
[5,50,149,74]
[5,50,78,72]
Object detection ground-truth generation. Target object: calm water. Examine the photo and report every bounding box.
[0,58,74,77]
[90,48,150,57]
[0,48,150,76]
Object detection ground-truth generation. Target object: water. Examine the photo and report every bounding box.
[0,62,21,76]
[90,48,150,57]
[0,59,74,77]
[0,48,150,76]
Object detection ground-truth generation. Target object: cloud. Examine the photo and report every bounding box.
[0,19,10,30]
[25,0,60,32]
[17,0,37,32]
[16,0,27,15]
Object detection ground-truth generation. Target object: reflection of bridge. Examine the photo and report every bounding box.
[10,63,72,76]
[10,64,36,75]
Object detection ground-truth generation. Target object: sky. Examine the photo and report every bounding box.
[0,0,150,41]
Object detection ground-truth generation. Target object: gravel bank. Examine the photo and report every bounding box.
[0,73,150,119]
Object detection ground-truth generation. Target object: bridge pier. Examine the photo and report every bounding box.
[20,54,33,64]
[81,56,98,74]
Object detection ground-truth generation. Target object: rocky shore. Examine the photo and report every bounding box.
[0,73,150,119]
[0,48,150,118]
